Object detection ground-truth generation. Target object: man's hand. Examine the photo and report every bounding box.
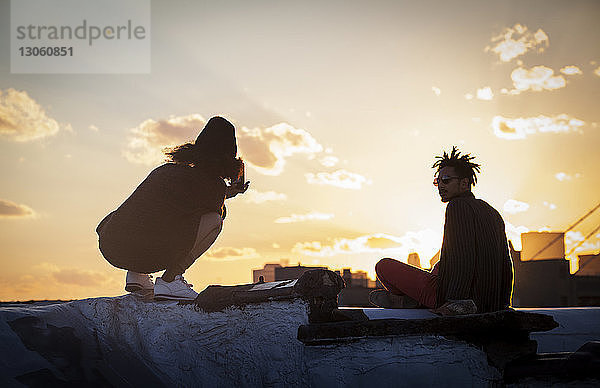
[225,180,250,199]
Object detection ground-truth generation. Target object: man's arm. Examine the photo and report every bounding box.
[438,199,477,301]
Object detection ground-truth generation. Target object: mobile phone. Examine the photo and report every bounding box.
[237,162,245,185]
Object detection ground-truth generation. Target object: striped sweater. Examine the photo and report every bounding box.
[437,191,514,312]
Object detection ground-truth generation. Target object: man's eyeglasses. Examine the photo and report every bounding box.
[433,175,461,186]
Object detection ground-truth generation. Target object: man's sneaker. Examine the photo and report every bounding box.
[125,271,154,293]
[431,299,477,316]
[154,275,198,301]
[369,289,420,309]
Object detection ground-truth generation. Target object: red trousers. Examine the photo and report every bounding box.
[375,258,439,308]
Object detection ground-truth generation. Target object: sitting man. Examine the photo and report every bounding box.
[371,146,513,314]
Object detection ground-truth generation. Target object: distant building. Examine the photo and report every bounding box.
[512,249,572,307]
[274,264,327,281]
[252,263,381,307]
[511,233,600,307]
[520,232,565,261]
[252,263,326,283]
[430,251,440,268]
[577,253,600,276]
[337,268,382,307]
[252,263,282,283]
[408,253,421,268]
[573,253,600,306]
[339,269,377,288]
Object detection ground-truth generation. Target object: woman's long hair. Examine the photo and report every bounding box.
[164,143,244,183]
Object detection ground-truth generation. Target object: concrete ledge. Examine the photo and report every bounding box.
[298,309,558,345]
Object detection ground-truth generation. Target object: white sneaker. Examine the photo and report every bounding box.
[154,275,198,301]
[125,271,154,293]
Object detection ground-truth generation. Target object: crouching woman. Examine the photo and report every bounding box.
[96,116,248,301]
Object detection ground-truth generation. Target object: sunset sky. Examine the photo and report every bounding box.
[1,0,599,301]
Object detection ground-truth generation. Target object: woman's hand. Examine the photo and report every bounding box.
[225,180,250,198]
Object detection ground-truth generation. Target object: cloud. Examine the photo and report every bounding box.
[485,24,549,62]
[319,155,339,167]
[565,231,600,256]
[243,189,287,204]
[560,65,582,75]
[0,199,36,219]
[503,199,530,214]
[0,269,123,301]
[595,67,600,77]
[566,231,584,246]
[125,116,324,175]
[89,124,99,131]
[465,87,493,101]
[124,114,206,165]
[125,115,342,177]
[237,123,323,175]
[555,172,581,181]
[543,201,557,210]
[476,87,494,100]
[0,88,69,142]
[204,247,259,261]
[431,86,441,96]
[492,114,585,140]
[274,212,334,224]
[292,230,441,267]
[52,268,110,287]
[34,262,113,288]
[510,66,566,94]
[0,262,125,300]
[305,169,371,190]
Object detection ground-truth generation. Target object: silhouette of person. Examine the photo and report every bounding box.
[96,116,249,301]
[371,147,513,314]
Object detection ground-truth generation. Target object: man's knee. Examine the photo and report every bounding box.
[375,257,396,276]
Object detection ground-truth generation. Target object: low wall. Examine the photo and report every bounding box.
[1,295,502,387]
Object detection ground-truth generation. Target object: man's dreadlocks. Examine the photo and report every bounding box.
[432,146,481,186]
